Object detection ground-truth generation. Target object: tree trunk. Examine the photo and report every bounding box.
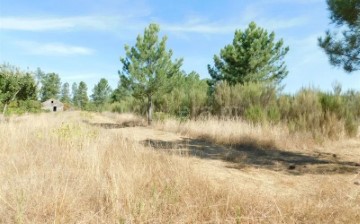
[147,95,153,125]
[2,90,20,117]
[2,103,8,116]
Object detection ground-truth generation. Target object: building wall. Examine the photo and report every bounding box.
[42,99,64,112]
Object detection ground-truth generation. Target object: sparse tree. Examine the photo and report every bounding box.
[60,82,71,104]
[72,82,78,106]
[119,23,183,125]
[319,0,360,72]
[208,22,289,87]
[91,78,112,110]
[40,72,61,101]
[77,81,88,110]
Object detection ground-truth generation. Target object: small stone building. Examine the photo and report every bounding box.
[42,99,64,112]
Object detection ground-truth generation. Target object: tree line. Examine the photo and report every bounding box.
[1,0,359,138]
[0,64,113,115]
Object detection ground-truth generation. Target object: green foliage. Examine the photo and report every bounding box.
[119,23,183,124]
[91,78,112,111]
[40,72,61,101]
[345,113,358,137]
[212,83,359,139]
[277,95,292,121]
[6,100,42,115]
[288,88,323,134]
[213,82,278,118]
[320,93,343,117]
[61,82,71,104]
[319,0,360,72]
[208,22,289,87]
[0,63,38,115]
[244,105,266,124]
[154,71,208,119]
[111,102,131,113]
[267,106,281,123]
[77,81,89,110]
[281,88,359,139]
[71,82,78,106]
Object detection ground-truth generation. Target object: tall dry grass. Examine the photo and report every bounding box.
[0,112,359,223]
[154,117,320,151]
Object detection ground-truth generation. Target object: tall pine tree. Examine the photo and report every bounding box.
[119,23,183,125]
[208,22,289,87]
[77,81,88,110]
[40,72,61,101]
[60,82,71,104]
[71,82,78,106]
[91,78,112,110]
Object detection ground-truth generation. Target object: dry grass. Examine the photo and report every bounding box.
[154,117,320,151]
[1,112,360,223]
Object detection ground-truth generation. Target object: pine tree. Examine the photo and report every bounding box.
[91,78,112,110]
[319,0,360,72]
[71,82,78,106]
[60,82,71,104]
[208,22,289,87]
[77,81,88,110]
[119,23,183,125]
[40,72,61,101]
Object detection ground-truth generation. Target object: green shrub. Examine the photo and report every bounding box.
[244,105,266,124]
[289,88,322,133]
[344,114,358,137]
[6,100,42,115]
[320,93,344,118]
[277,95,292,121]
[267,106,281,123]
[213,82,278,118]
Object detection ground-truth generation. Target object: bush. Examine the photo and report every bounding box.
[267,106,281,123]
[6,100,42,115]
[290,88,323,133]
[244,105,266,124]
[345,114,358,137]
[277,95,292,121]
[213,82,278,118]
[320,93,343,118]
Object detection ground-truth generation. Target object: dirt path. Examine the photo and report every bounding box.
[111,124,360,197]
[84,114,360,191]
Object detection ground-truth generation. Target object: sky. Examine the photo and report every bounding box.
[1,0,359,93]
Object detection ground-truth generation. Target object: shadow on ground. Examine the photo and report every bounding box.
[142,138,360,175]
[83,120,143,129]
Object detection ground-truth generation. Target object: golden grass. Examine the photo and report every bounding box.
[154,117,319,151]
[0,112,359,223]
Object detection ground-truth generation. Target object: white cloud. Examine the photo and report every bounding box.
[161,16,308,35]
[0,16,117,31]
[258,17,309,30]
[16,41,94,56]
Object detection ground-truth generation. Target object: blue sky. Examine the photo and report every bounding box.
[1,0,359,93]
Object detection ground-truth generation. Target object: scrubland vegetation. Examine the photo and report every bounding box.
[0,112,359,223]
[1,1,360,222]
